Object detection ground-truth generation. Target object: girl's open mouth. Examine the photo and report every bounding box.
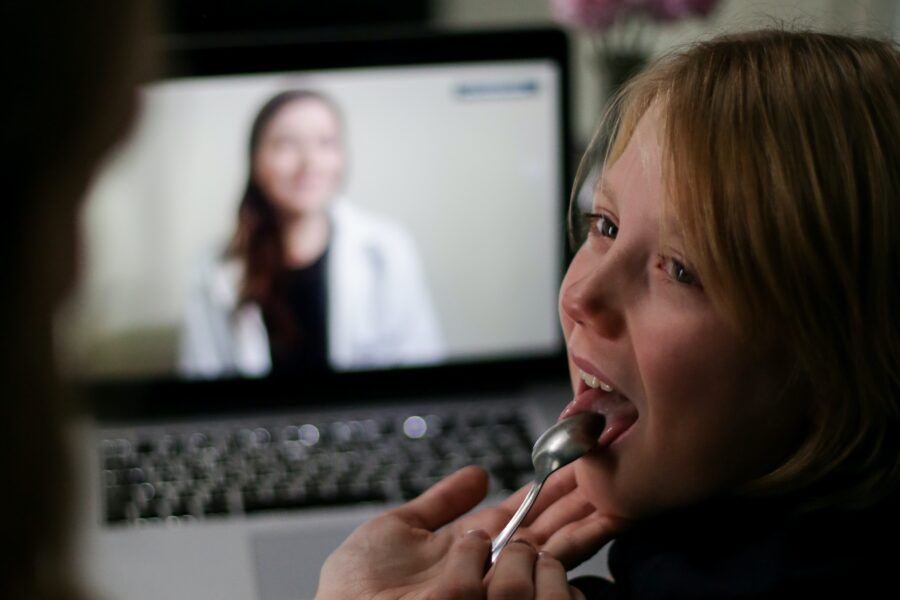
[560,369,639,449]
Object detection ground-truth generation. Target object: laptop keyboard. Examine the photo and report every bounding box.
[100,406,537,525]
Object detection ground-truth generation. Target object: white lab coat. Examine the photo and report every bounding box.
[178,202,444,377]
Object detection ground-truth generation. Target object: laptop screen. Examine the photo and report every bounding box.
[59,31,569,385]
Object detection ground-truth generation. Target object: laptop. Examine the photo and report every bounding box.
[63,27,608,600]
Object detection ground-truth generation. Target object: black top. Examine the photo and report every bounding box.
[264,249,329,375]
[570,495,899,598]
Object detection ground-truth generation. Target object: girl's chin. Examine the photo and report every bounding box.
[573,442,657,522]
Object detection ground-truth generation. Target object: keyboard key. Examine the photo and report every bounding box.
[297,424,321,446]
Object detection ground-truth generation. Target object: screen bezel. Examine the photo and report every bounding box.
[84,26,572,421]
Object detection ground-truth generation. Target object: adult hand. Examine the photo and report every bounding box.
[486,540,586,600]
[315,465,626,599]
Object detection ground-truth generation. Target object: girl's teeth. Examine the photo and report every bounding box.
[580,369,614,392]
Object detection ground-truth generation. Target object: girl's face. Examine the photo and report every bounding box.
[253,98,344,218]
[559,110,807,520]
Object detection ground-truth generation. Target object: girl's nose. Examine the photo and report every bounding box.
[560,258,626,339]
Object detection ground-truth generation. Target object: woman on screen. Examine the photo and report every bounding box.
[179,90,444,377]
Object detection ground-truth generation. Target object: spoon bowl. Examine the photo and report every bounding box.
[490,412,605,564]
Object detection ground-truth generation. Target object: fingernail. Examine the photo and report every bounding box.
[537,551,554,560]
[511,538,535,550]
[464,529,490,542]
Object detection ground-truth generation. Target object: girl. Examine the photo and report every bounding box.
[316,29,900,598]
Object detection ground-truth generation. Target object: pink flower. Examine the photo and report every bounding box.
[549,0,718,29]
[644,0,719,22]
[549,0,630,31]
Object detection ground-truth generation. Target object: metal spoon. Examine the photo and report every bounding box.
[490,412,605,564]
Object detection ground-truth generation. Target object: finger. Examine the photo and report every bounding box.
[486,539,537,600]
[523,465,578,528]
[438,529,492,597]
[457,466,581,540]
[529,464,578,516]
[497,465,578,525]
[455,484,533,538]
[455,504,515,539]
[534,552,574,599]
[457,493,582,543]
[520,488,594,544]
[541,514,628,570]
[391,466,489,531]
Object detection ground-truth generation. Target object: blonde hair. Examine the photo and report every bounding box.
[575,29,900,511]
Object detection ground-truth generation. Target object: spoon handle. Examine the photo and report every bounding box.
[490,478,545,564]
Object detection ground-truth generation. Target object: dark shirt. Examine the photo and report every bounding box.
[571,495,898,598]
[265,249,329,375]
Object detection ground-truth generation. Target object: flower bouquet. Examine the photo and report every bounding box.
[550,0,720,93]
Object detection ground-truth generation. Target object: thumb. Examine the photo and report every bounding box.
[390,466,489,531]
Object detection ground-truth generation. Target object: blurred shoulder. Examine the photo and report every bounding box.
[187,246,244,308]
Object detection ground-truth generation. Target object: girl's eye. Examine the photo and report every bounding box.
[598,215,619,239]
[662,256,701,287]
[584,212,618,239]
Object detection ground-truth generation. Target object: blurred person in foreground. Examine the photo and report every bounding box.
[1,2,152,598]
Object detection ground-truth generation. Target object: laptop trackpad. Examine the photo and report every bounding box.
[251,515,370,600]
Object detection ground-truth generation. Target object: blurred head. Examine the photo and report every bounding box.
[250,91,345,218]
[1,2,151,598]
[560,29,900,520]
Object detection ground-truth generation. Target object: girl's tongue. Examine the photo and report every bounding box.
[560,385,639,449]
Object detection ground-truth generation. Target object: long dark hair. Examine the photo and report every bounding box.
[228,90,342,351]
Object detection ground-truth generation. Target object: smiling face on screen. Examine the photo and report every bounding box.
[253,97,345,219]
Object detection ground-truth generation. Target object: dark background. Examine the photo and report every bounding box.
[163,0,433,35]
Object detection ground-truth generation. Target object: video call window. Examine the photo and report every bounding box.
[59,61,564,380]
